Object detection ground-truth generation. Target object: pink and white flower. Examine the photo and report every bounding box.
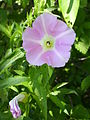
[22,13,76,67]
[9,93,25,118]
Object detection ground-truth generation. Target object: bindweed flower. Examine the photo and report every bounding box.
[9,93,26,118]
[22,13,76,67]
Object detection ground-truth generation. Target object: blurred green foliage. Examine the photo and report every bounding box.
[0,0,90,120]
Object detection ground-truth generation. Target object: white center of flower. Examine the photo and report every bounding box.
[40,35,55,51]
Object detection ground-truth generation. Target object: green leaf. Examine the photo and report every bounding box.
[0,76,29,89]
[0,48,24,73]
[49,95,66,110]
[75,35,90,54]
[34,0,46,14]
[47,0,56,7]
[39,64,53,88]
[52,82,68,91]
[9,86,19,93]
[10,30,22,49]
[14,70,25,76]
[0,24,11,38]
[50,90,60,96]
[81,76,90,91]
[26,10,33,26]
[71,104,90,119]
[29,66,47,120]
[59,88,78,95]
[29,64,53,88]
[58,0,80,27]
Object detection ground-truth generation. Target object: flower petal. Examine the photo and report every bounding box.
[54,27,75,63]
[32,13,57,35]
[9,93,25,119]
[41,50,67,67]
[54,28,75,63]
[22,27,42,52]
[9,99,21,118]
[55,28,76,45]
[22,27,41,41]
[14,100,21,113]
[49,20,68,36]
[26,45,44,66]
[23,40,40,52]
[55,42,71,63]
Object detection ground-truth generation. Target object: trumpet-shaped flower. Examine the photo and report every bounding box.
[22,13,76,67]
[9,93,25,118]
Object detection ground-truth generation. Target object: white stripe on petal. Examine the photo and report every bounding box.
[55,29,72,40]
[25,39,40,44]
[41,14,47,34]
[54,49,65,62]
[33,50,44,64]
[14,100,20,113]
